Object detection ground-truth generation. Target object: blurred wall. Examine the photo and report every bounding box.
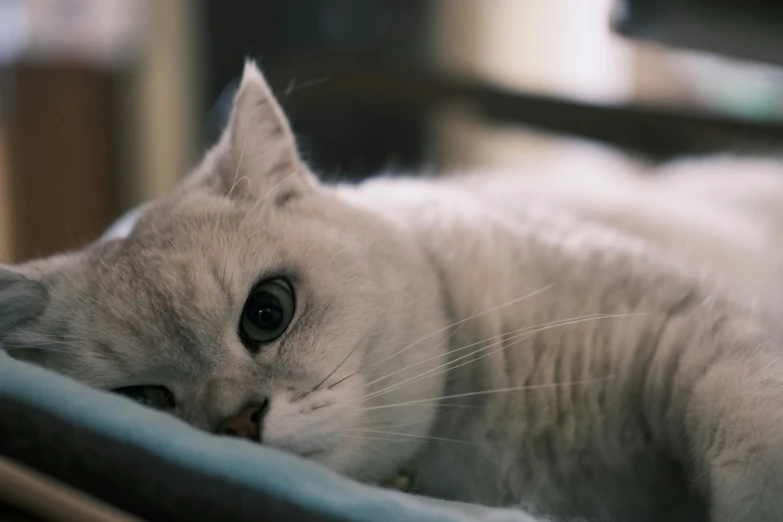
[0,128,11,261]
[2,0,783,264]
[123,0,199,209]
[7,66,117,261]
[0,0,199,263]
[433,0,633,169]
[432,0,783,170]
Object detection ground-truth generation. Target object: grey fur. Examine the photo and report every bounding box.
[0,268,48,333]
[3,61,783,522]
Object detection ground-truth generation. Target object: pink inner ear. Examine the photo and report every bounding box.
[221,68,316,201]
[165,61,317,205]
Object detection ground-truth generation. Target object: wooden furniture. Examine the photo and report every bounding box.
[4,66,117,262]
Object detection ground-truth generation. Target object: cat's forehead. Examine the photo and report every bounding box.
[55,202,254,312]
[134,191,268,242]
[76,192,332,307]
[60,187,365,320]
[116,193,292,266]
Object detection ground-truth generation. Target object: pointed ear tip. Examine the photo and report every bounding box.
[241,59,266,84]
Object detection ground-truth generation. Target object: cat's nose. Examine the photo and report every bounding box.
[217,398,269,442]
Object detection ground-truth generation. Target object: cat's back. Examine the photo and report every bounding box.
[345,145,783,315]
[471,150,783,315]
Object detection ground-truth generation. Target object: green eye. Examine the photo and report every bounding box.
[239,278,295,346]
[113,385,174,410]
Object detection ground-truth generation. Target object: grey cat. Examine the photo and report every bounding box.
[2,62,783,522]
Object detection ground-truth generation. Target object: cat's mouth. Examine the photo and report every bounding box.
[258,384,364,465]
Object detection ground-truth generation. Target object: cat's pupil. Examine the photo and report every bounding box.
[248,293,283,330]
[239,278,295,345]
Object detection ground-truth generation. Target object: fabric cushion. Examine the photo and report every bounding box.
[0,351,482,522]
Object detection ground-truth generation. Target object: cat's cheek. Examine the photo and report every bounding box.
[261,387,364,470]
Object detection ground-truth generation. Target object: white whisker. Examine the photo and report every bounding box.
[343,429,481,445]
[355,440,401,464]
[361,377,615,412]
[360,411,451,430]
[337,433,422,445]
[369,285,552,368]
[215,128,250,239]
[376,330,544,399]
[372,403,490,411]
[364,313,617,394]
[365,314,644,402]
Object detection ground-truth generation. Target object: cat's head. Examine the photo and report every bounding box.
[0,62,449,482]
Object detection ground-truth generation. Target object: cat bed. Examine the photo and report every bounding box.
[0,351,513,522]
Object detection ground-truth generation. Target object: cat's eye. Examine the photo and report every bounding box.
[239,278,295,346]
[113,385,175,410]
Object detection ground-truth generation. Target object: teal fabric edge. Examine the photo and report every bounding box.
[0,352,477,522]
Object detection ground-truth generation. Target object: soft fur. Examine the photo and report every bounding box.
[2,62,783,522]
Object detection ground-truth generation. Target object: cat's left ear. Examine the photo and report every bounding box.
[217,60,317,203]
[0,266,48,335]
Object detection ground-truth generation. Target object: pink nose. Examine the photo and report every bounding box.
[217,400,269,442]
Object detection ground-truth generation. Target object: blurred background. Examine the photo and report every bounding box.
[1,0,783,263]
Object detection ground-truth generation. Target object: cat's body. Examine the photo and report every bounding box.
[2,63,783,522]
[338,158,783,521]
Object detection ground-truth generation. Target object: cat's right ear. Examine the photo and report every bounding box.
[186,60,317,204]
[0,267,47,335]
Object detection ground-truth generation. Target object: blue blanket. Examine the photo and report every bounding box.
[0,351,488,522]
